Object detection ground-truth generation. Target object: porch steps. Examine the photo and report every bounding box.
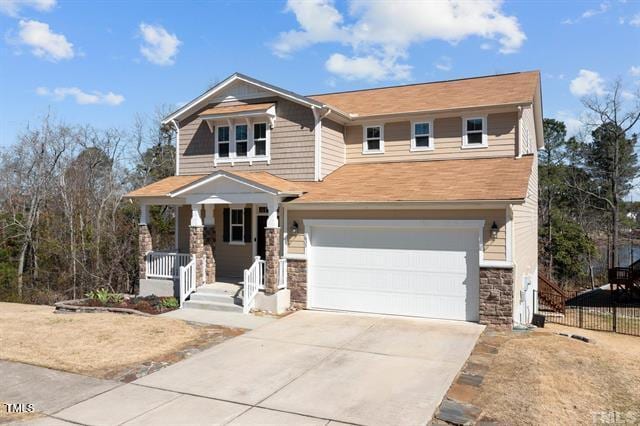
[182,282,244,313]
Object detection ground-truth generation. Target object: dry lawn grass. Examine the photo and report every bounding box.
[0,302,237,378]
[474,325,640,425]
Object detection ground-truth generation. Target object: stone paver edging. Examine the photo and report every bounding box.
[54,299,153,316]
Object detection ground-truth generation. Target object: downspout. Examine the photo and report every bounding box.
[172,119,180,176]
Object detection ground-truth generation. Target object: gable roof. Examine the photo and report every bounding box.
[308,71,540,118]
[291,156,534,203]
[126,171,306,199]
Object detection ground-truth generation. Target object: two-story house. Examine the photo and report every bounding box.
[127,71,543,327]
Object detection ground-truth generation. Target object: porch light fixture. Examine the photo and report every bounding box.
[291,221,299,234]
[490,221,499,239]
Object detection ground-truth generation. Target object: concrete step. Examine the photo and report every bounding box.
[183,299,243,313]
[197,285,243,297]
[190,292,240,304]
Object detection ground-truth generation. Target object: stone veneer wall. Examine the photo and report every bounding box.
[264,228,280,294]
[287,259,307,308]
[138,224,153,279]
[479,267,513,328]
[189,226,204,285]
[203,226,216,284]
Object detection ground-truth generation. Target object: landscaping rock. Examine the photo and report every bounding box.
[436,399,482,425]
[457,373,484,387]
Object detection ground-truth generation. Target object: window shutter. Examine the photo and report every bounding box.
[244,207,252,243]
[223,208,230,242]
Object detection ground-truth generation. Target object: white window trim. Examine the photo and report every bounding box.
[462,116,488,149]
[410,119,434,152]
[234,123,249,159]
[229,207,245,245]
[362,124,384,154]
[214,125,231,163]
[252,122,269,159]
[214,120,271,167]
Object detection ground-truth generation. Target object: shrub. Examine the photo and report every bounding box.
[108,293,124,304]
[85,288,110,304]
[160,297,179,310]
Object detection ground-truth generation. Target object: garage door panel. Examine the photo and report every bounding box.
[308,222,480,321]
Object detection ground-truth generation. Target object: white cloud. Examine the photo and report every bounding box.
[36,86,124,105]
[556,110,583,138]
[630,66,640,77]
[434,56,452,71]
[621,90,636,101]
[570,69,606,97]
[138,23,181,66]
[563,1,610,24]
[273,0,526,81]
[325,53,411,82]
[0,0,55,17]
[480,42,492,50]
[17,19,73,61]
[630,13,640,26]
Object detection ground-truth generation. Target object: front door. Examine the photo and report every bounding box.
[257,215,268,260]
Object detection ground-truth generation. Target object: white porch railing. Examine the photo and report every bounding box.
[146,252,192,279]
[179,256,196,307]
[278,258,287,289]
[243,256,265,314]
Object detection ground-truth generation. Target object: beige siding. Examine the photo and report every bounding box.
[345,112,517,163]
[285,209,506,261]
[178,97,316,181]
[176,205,252,277]
[321,118,345,178]
[512,153,538,317]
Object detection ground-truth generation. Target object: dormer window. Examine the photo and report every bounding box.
[363,125,384,154]
[235,124,248,157]
[411,120,434,151]
[462,116,488,148]
[216,126,230,157]
[254,123,267,156]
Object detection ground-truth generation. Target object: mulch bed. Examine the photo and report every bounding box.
[56,295,178,315]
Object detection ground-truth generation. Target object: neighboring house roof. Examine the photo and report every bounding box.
[308,71,540,118]
[125,170,305,198]
[198,102,275,117]
[291,156,534,203]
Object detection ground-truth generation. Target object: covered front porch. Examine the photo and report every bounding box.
[128,171,301,314]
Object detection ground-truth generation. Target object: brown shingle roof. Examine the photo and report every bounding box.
[309,71,540,118]
[198,102,274,117]
[292,156,534,203]
[125,170,305,198]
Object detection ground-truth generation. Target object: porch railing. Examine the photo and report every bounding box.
[178,256,196,308]
[278,258,287,289]
[243,256,265,314]
[146,252,192,279]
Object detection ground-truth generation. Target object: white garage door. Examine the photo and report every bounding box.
[307,220,480,321]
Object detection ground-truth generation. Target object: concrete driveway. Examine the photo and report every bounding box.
[51,311,483,426]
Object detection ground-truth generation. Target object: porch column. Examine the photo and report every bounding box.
[189,204,205,286]
[264,199,280,295]
[138,204,153,279]
[203,204,216,284]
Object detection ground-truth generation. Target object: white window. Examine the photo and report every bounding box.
[253,123,267,157]
[462,116,488,148]
[216,126,230,158]
[363,125,384,154]
[411,120,434,151]
[235,124,248,157]
[230,208,244,243]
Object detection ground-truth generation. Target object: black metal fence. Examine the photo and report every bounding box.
[538,288,640,337]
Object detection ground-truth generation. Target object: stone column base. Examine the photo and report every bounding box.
[287,259,307,308]
[264,228,281,294]
[138,224,153,279]
[204,225,216,284]
[189,226,205,286]
[479,267,513,328]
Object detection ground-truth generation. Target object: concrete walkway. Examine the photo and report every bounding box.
[161,308,277,329]
[38,311,483,426]
[0,360,119,417]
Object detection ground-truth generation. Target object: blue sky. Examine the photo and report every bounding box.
[1,0,639,154]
